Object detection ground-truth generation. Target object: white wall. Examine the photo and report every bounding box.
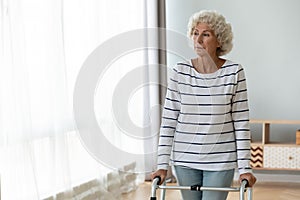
[166,0,300,143]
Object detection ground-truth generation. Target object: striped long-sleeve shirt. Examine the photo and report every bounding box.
[157,59,252,175]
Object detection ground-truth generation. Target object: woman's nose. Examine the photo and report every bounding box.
[196,35,203,44]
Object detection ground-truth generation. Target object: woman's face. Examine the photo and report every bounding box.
[192,23,220,58]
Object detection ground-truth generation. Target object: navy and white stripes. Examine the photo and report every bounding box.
[157,60,252,174]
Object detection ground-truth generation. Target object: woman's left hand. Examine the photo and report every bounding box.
[239,173,257,187]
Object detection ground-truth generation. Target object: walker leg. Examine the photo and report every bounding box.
[247,187,253,200]
[239,180,248,200]
[150,177,161,200]
[160,181,166,200]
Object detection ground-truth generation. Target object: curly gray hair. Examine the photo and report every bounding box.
[187,10,233,56]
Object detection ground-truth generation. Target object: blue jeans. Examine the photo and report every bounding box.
[173,165,235,200]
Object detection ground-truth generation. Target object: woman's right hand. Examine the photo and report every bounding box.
[150,169,168,185]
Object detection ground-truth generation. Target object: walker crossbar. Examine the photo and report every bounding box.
[150,177,253,200]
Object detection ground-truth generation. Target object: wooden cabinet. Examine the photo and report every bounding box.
[250,119,300,170]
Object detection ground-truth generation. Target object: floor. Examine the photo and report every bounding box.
[122,181,300,200]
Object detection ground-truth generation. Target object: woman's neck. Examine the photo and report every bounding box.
[192,56,225,74]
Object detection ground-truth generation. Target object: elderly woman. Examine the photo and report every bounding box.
[151,10,256,200]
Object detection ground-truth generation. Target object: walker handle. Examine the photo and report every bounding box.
[150,176,162,200]
[153,176,162,185]
[242,179,249,187]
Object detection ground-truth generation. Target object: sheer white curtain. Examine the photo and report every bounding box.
[143,0,168,179]
[0,0,147,199]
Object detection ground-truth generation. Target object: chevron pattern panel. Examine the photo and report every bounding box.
[250,145,263,168]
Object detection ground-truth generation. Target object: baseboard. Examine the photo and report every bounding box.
[234,170,300,183]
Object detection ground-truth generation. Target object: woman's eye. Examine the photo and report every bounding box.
[203,33,210,37]
[193,32,199,36]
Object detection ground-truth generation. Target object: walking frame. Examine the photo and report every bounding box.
[150,176,253,200]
